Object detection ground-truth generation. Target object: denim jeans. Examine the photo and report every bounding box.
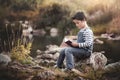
[57,47,91,69]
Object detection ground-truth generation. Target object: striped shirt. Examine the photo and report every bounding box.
[77,26,94,52]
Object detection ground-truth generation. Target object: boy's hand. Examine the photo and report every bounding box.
[60,42,70,47]
[71,42,79,47]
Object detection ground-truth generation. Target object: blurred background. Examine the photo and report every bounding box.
[0,0,120,63]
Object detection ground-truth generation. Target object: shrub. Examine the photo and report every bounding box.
[87,4,114,25]
[0,21,33,64]
[107,16,120,34]
[35,3,70,29]
[11,42,33,64]
[92,24,107,35]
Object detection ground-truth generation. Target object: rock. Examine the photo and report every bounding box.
[105,61,120,73]
[41,54,53,59]
[50,28,58,37]
[34,59,42,64]
[94,38,104,44]
[73,77,86,80]
[36,49,42,54]
[103,61,120,80]
[44,50,57,54]
[41,60,50,64]
[0,53,11,66]
[36,55,42,59]
[108,36,120,40]
[53,52,59,60]
[50,28,58,33]
[75,51,107,70]
[32,70,55,80]
[101,33,120,40]
[32,64,45,70]
[49,60,56,65]
[46,45,59,50]
[89,52,107,70]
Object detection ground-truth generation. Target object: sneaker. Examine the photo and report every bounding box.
[53,65,62,69]
[61,68,72,72]
[53,65,57,68]
[54,65,58,68]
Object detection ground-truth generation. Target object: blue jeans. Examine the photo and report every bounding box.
[57,47,91,69]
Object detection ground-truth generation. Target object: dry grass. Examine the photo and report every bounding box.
[10,9,39,20]
[107,16,120,34]
[92,24,107,35]
[41,0,120,35]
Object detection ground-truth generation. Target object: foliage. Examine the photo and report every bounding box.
[86,0,120,34]
[0,0,12,7]
[0,0,120,34]
[0,21,33,64]
[0,22,23,52]
[35,3,70,29]
[11,42,33,64]
[92,24,107,35]
[87,4,114,26]
[107,16,120,34]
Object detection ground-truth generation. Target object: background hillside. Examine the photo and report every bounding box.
[0,0,120,35]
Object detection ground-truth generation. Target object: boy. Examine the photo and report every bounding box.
[56,12,94,71]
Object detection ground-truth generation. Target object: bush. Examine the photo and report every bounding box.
[0,21,33,64]
[11,42,33,64]
[92,24,107,35]
[107,16,120,34]
[35,3,70,29]
[87,4,114,25]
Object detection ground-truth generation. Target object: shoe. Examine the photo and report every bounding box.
[54,65,58,68]
[61,68,72,72]
[54,65,60,69]
[54,65,62,69]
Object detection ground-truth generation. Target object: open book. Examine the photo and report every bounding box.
[64,38,72,46]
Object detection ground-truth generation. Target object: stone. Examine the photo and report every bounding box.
[105,61,120,73]
[32,70,55,80]
[0,53,11,66]
[75,51,107,70]
[41,60,50,64]
[94,38,104,44]
[89,52,107,70]
[46,45,59,51]
[49,60,56,65]
[36,49,42,54]
[53,52,59,60]
[41,54,53,59]
[36,55,42,59]
[44,50,57,54]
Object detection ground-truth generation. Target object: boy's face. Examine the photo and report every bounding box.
[73,19,85,29]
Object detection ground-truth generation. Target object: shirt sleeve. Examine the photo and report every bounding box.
[78,29,93,48]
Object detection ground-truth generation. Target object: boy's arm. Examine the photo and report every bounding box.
[78,30,93,48]
[71,42,79,47]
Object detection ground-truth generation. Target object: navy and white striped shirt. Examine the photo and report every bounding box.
[77,26,94,52]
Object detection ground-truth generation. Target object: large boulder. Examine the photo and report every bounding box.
[89,52,107,70]
[75,51,107,70]
[105,61,120,73]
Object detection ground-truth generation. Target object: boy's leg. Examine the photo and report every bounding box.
[56,48,66,68]
[65,47,89,69]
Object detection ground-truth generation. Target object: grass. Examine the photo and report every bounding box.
[92,24,107,35]
[0,21,33,64]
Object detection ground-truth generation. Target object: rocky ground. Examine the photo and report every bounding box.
[0,43,120,80]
